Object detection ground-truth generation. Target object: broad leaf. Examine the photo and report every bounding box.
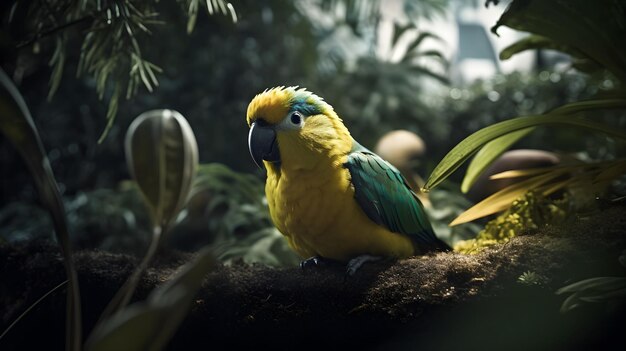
[459,98,626,194]
[461,127,535,193]
[125,109,199,230]
[424,115,626,191]
[0,68,82,350]
[492,0,626,81]
[98,110,200,321]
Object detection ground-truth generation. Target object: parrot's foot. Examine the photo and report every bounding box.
[300,256,338,270]
[346,255,383,276]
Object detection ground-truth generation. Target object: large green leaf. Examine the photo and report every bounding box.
[459,98,626,193]
[492,0,626,81]
[125,109,199,230]
[424,114,626,191]
[461,127,535,194]
[87,248,216,351]
[0,68,82,350]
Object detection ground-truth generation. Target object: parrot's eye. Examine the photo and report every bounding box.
[290,111,303,125]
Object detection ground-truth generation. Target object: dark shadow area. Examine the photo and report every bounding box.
[1,205,624,350]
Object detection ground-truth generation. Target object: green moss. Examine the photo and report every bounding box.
[455,191,569,253]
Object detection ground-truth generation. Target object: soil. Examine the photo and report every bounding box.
[1,205,625,350]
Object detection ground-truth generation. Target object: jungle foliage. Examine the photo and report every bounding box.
[1,0,626,349]
[425,0,626,312]
[4,0,237,141]
[0,67,81,351]
[425,0,626,228]
[2,0,624,267]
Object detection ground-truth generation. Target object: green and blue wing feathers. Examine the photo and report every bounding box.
[346,142,450,252]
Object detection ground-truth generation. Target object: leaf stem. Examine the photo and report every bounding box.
[95,225,162,324]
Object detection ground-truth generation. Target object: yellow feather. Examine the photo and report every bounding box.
[265,150,414,261]
[246,87,290,125]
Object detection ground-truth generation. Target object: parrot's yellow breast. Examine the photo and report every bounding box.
[265,156,415,262]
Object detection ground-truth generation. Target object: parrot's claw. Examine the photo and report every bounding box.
[300,256,322,270]
[300,256,337,270]
[346,255,383,276]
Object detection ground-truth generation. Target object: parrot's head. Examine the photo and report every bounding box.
[246,86,352,172]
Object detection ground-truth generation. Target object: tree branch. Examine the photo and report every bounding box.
[16,14,94,49]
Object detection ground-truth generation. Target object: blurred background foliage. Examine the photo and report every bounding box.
[1,0,625,266]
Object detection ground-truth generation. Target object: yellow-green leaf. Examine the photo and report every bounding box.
[450,169,570,226]
[424,115,626,191]
[459,98,626,194]
[537,178,573,197]
[461,127,535,193]
[489,164,578,180]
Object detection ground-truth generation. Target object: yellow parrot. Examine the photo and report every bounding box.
[246,87,450,274]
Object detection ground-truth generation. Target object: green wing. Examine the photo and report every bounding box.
[345,142,450,252]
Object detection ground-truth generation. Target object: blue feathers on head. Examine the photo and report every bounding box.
[287,87,331,116]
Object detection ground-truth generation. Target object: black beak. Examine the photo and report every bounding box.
[248,121,280,169]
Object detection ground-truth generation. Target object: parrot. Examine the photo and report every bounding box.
[246,86,450,274]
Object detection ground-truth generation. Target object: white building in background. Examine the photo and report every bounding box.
[304,0,570,86]
[378,0,539,85]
